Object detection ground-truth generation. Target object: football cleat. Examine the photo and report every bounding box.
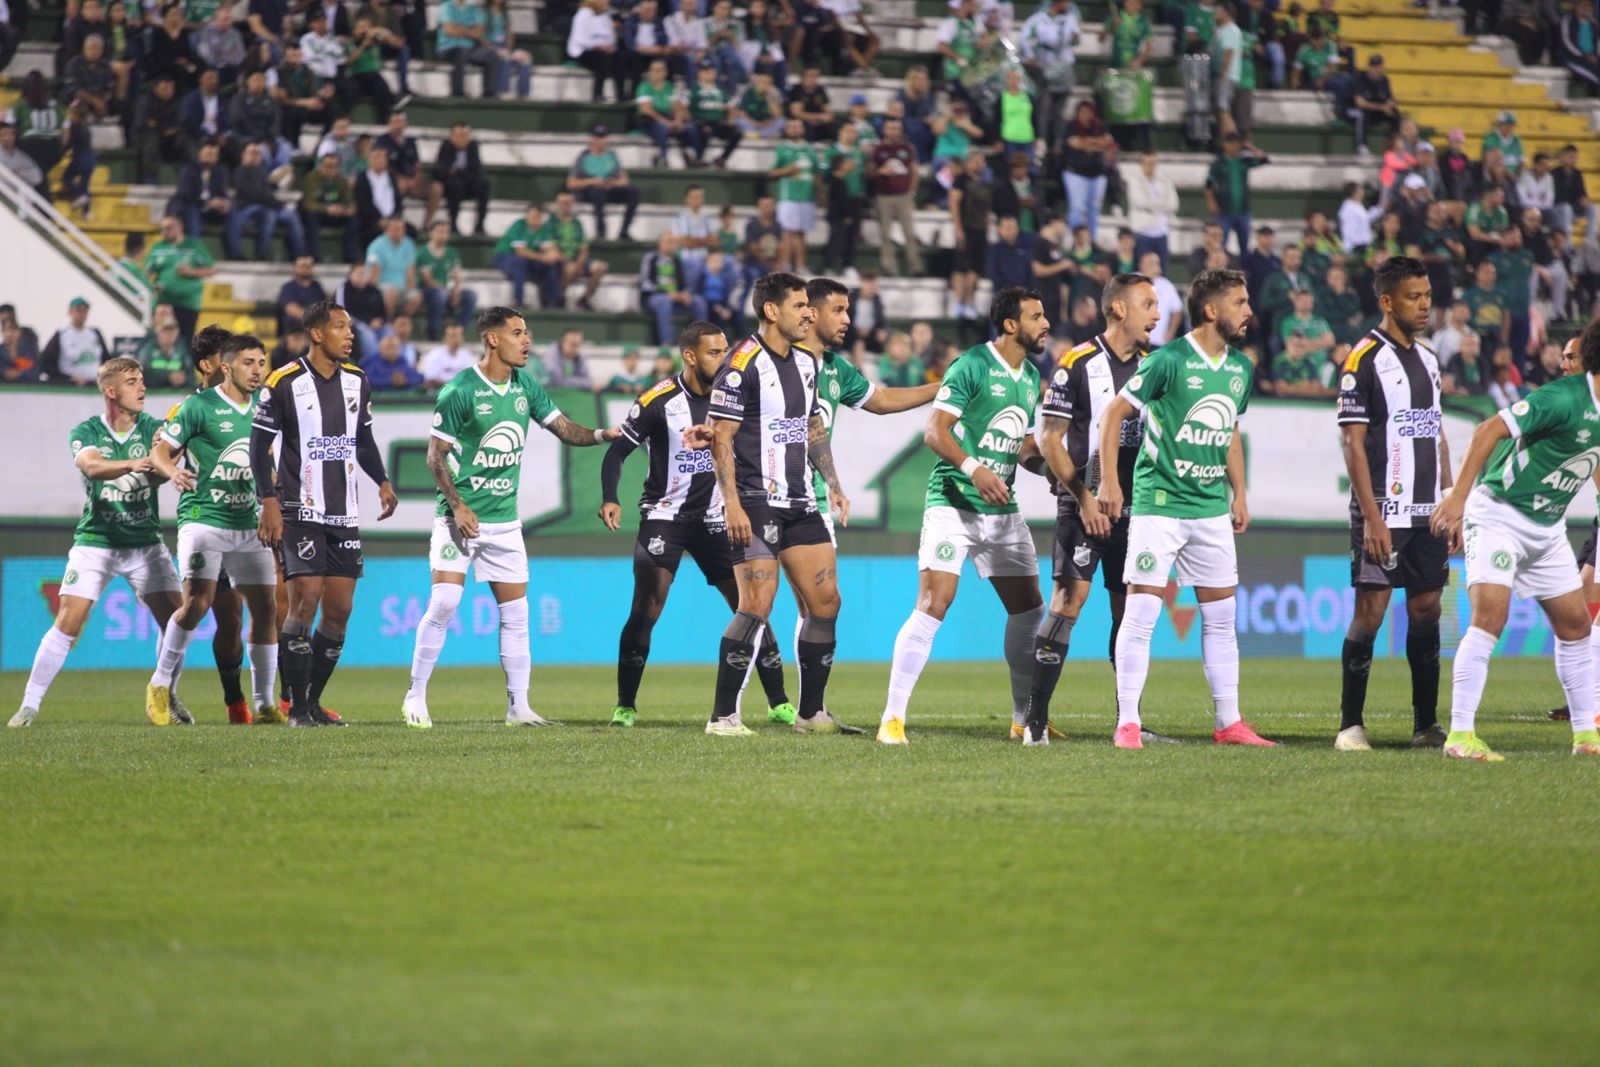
[255,701,287,725]
[145,684,172,727]
[402,693,432,729]
[793,710,846,735]
[1550,706,1572,722]
[875,718,908,745]
[1572,729,1600,756]
[1113,722,1143,749]
[1022,722,1049,746]
[1140,727,1181,745]
[288,708,319,727]
[610,705,637,728]
[1443,731,1504,762]
[767,702,798,725]
[169,695,194,725]
[705,713,755,737]
[506,708,554,727]
[1334,724,1372,751]
[1011,721,1069,741]
[8,706,38,728]
[226,700,253,725]
[310,705,347,727]
[1214,721,1277,746]
[1411,723,1447,749]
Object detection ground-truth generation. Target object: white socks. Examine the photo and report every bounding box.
[1200,597,1241,731]
[23,626,74,710]
[1114,593,1161,727]
[408,582,463,699]
[150,615,194,688]
[1005,604,1045,725]
[1449,625,1497,734]
[882,610,941,723]
[247,642,277,710]
[1556,633,1595,733]
[498,596,532,715]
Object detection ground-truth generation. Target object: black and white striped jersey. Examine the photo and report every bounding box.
[1040,334,1146,505]
[254,358,373,527]
[617,374,723,524]
[707,334,821,510]
[1336,329,1444,529]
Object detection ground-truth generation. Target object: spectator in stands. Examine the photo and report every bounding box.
[1431,300,1472,380]
[1031,215,1071,329]
[996,66,1035,160]
[1520,207,1568,320]
[1483,111,1526,176]
[64,34,117,121]
[390,314,421,367]
[1499,0,1554,66]
[1551,144,1596,245]
[567,125,640,241]
[1437,128,1475,206]
[1337,181,1377,256]
[622,0,676,84]
[1490,223,1535,359]
[146,4,199,94]
[670,184,716,292]
[542,328,591,389]
[786,65,835,143]
[635,58,699,167]
[824,126,866,272]
[1560,2,1600,95]
[130,74,183,184]
[687,60,741,166]
[0,318,41,383]
[744,194,783,283]
[1186,221,1236,278]
[1485,343,1524,406]
[703,0,747,93]
[987,215,1035,293]
[298,9,346,109]
[438,0,502,99]
[16,73,65,180]
[1125,150,1179,272]
[1316,263,1364,346]
[741,0,793,88]
[167,139,229,240]
[1517,152,1556,223]
[1108,0,1153,71]
[0,121,45,198]
[929,98,985,178]
[1274,286,1333,361]
[228,141,305,259]
[569,0,624,103]
[144,217,216,347]
[178,66,227,149]
[992,152,1040,236]
[1478,147,1519,213]
[1447,329,1485,395]
[639,231,707,345]
[1270,330,1336,396]
[845,272,887,355]
[276,255,326,334]
[867,117,922,277]
[1290,23,1339,91]
[1241,225,1280,303]
[366,214,423,322]
[949,150,992,320]
[299,151,359,262]
[273,44,333,144]
[336,262,389,359]
[1346,53,1396,158]
[699,250,745,337]
[663,0,708,76]
[355,145,401,250]
[734,67,785,140]
[1018,0,1078,156]
[420,323,477,387]
[415,220,478,339]
[1530,341,1565,386]
[1466,184,1511,263]
[227,70,290,172]
[1406,143,1445,210]
[193,6,244,84]
[363,333,423,391]
[601,348,649,394]
[493,202,556,307]
[878,331,923,387]
[771,118,819,272]
[346,10,398,122]
[1417,201,1466,315]
[1257,242,1308,340]
[137,318,191,388]
[1062,99,1114,242]
[376,111,430,224]
[1205,132,1268,255]
[1057,293,1097,345]
[433,122,491,236]
[541,190,608,310]
[40,297,110,385]
[1299,208,1344,282]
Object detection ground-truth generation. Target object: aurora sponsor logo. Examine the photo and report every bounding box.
[1539,447,1600,496]
[976,405,1031,455]
[471,420,527,469]
[1172,394,1238,448]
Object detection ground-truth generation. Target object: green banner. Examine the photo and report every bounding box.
[1099,69,1154,125]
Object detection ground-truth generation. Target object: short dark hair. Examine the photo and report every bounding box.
[123,232,145,256]
[1102,272,1153,320]
[1185,269,1248,327]
[1374,255,1429,299]
[752,271,806,322]
[191,324,232,367]
[477,306,524,338]
[677,320,725,353]
[1580,317,1600,374]
[220,334,264,362]
[302,301,346,334]
[806,276,849,306]
[990,286,1043,335]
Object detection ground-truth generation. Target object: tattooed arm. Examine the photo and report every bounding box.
[713,418,750,547]
[427,435,478,539]
[546,414,621,446]
[808,412,849,526]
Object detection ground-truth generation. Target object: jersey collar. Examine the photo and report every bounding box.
[987,341,1026,380]
[212,384,252,416]
[1372,326,1414,354]
[1181,332,1228,371]
[472,363,514,396]
[98,414,136,444]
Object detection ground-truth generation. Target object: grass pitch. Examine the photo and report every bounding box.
[1,658,1596,1066]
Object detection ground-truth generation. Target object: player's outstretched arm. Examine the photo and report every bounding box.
[807,412,850,525]
[1431,415,1511,540]
[78,446,158,484]
[148,439,195,492]
[863,381,941,415]
[598,436,639,531]
[547,414,620,447]
[925,407,1009,506]
[426,435,478,540]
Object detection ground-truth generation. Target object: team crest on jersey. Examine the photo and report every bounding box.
[762,522,778,544]
[63,568,78,585]
[647,535,665,555]
[439,543,460,561]
[296,538,317,561]
[935,541,956,561]
[829,381,840,399]
[1135,551,1156,572]
[129,442,147,458]
[515,396,529,415]
[72,438,83,451]
[347,395,358,414]
[1229,376,1245,397]
[1491,550,1512,570]
[729,339,761,370]
[188,552,205,571]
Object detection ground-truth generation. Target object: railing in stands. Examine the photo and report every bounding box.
[0,163,150,328]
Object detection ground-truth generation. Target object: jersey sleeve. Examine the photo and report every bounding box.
[252,379,284,435]
[834,356,874,410]
[1120,347,1174,412]
[618,389,663,446]
[1336,340,1377,425]
[431,380,472,444]
[709,357,758,422]
[932,356,978,419]
[1500,384,1567,439]
[526,377,563,428]
[68,418,98,460]
[162,395,204,449]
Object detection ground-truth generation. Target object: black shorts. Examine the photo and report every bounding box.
[1580,519,1597,570]
[280,522,364,580]
[1052,504,1131,594]
[1350,521,1449,591]
[735,500,832,563]
[635,519,734,585]
[959,232,989,273]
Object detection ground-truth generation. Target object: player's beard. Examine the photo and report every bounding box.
[1022,327,1049,355]
[1220,315,1251,347]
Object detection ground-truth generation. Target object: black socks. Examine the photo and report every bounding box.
[796,615,837,720]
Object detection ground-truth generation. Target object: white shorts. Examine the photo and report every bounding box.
[430,517,529,584]
[1463,489,1581,601]
[777,201,816,234]
[1124,513,1238,588]
[60,543,181,602]
[917,506,1039,579]
[176,524,277,586]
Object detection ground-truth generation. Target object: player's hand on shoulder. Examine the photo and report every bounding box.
[600,425,622,442]
[599,502,622,530]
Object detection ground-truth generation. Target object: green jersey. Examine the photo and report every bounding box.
[143,238,213,311]
[160,386,260,530]
[493,217,541,257]
[925,343,1041,515]
[1490,247,1534,315]
[1480,374,1600,526]
[635,79,679,119]
[774,140,818,203]
[415,243,462,289]
[825,142,868,199]
[1109,10,1151,66]
[432,365,560,523]
[69,413,165,548]
[1122,333,1252,518]
[807,347,874,514]
[688,82,731,124]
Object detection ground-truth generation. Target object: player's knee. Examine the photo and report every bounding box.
[424,582,464,623]
[1406,598,1442,626]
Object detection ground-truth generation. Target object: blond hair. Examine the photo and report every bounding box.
[97,356,142,390]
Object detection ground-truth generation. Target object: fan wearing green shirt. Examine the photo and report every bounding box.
[1461,258,1510,352]
[1482,111,1526,175]
[635,58,698,167]
[1109,0,1154,69]
[687,61,742,167]
[417,220,480,339]
[538,190,609,311]
[1274,287,1333,362]
[142,214,216,344]
[492,203,560,307]
[1489,223,1535,360]
[1204,131,1269,255]
[771,117,819,275]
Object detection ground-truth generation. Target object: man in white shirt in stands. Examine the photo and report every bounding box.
[40,297,110,386]
[419,323,478,388]
[1338,181,1378,255]
[1138,250,1185,346]
[1126,151,1179,272]
[671,184,715,293]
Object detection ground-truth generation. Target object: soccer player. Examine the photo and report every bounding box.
[145,336,281,727]
[877,286,1050,746]
[777,276,940,725]
[9,359,184,727]
[401,307,618,729]
[1549,335,1594,722]
[1024,273,1169,746]
[1094,269,1275,749]
[1427,319,1600,761]
[705,272,846,736]
[1334,256,1453,751]
[598,322,794,726]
